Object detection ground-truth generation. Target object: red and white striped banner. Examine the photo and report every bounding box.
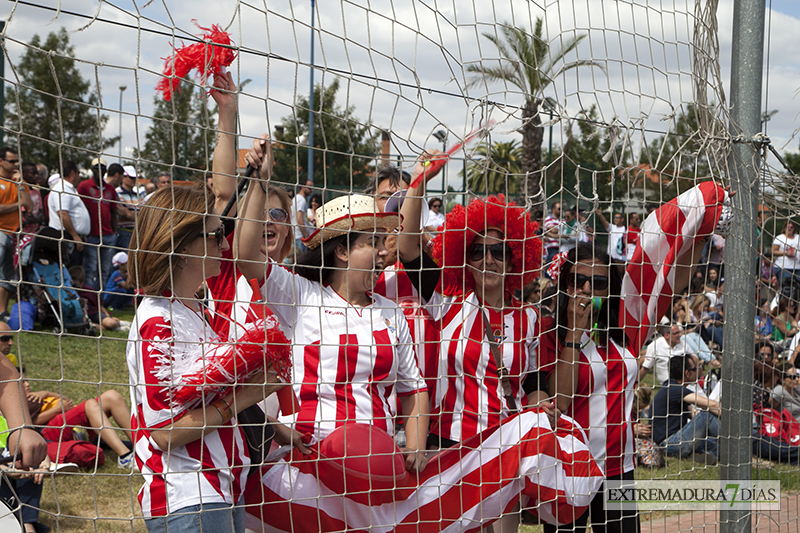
[243,410,603,532]
[621,181,728,354]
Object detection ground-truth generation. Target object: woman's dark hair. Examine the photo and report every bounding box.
[778,362,795,380]
[308,193,323,209]
[555,242,625,347]
[294,233,356,284]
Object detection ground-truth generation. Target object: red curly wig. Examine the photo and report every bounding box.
[430,195,542,296]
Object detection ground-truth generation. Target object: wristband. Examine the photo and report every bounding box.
[561,342,582,351]
[211,398,233,423]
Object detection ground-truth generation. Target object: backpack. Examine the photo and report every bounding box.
[757,408,800,446]
[47,440,105,468]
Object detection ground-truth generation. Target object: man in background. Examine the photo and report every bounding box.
[48,161,90,268]
[78,158,119,291]
[291,180,312,252]
[0,147,33,321]
[114,165,145,251]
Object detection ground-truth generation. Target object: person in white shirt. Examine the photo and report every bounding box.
[423,197,445,235]
[639,323,686,384]
[773,220,800,290]
[595,209,627,262]
[290,180,312,252]
[47,160,90,263]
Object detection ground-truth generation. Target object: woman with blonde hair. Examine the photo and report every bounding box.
[127,184,285,532]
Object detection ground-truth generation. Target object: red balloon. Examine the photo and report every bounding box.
[318,424,407,490]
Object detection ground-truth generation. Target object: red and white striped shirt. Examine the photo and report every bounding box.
[374,263,440,398]
[205,231,237,339]
[126,297,250,517]
[539,319,637,477]
[423,290,539,442]
[253,261,426,440]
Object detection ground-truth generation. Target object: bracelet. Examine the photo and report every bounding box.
[211,398,233,423]
[562,342,582,351]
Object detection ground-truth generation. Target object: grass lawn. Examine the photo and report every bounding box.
[11,307,147,532]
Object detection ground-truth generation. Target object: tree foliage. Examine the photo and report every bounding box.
[466,19,602,203]
[272,79,378,190]
[136,79,216,180]
[466,140,523,197]
[4,28,116,170]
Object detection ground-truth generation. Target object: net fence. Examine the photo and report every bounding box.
[0,0,794,531]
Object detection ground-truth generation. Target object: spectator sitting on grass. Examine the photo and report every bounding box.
[22,372,136,470]
[652,354,721,465]
[772,363,800,421]
[102,252,134,310]
[68,266,130,333]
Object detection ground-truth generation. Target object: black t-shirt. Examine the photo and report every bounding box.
[652,379,693,444]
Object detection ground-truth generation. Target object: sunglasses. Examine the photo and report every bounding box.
[200,226,226,247]
[431,204,442,208]
[3,158,19,164]
[467,243,512,262]
[687,366,698,373]
[0,335,11,342]
[567,273,610,291]
[267,208,289,223]
[787,374,800,380]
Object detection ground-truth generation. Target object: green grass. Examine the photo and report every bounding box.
[9,308,147,532]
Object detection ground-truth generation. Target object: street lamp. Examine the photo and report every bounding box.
[118,85,127,161]
[307,0,316,186]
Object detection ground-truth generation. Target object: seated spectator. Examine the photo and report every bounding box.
[704,266,720,292]
[652,354,721,465]
[772,363,800,421]
[772,299,799,348]
[23,375,135,470]
[639,322,684,384]
[756,298,774,341]
[102,252,134,310]
[754,341,781,411]
[67,266,129,332]
[633,387,663,468]
[423,197,445,236]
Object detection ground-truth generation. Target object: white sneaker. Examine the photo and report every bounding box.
[117,453,138,471]
[49,462,79,474]
[117,320,131,333]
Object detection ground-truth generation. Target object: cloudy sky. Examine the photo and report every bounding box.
[3,0,799,192]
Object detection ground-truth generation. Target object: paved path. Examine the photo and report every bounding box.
[641,494,800,532]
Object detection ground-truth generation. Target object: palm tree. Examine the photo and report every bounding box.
[467,140,523,197]
[466,18,603,205]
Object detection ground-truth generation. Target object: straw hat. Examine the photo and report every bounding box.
[302,195,401,250]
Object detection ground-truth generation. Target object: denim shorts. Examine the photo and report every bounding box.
[144,502,244,533]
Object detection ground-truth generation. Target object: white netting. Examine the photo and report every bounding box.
[0,0,795,531]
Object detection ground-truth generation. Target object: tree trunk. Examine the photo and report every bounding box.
[521,98,544,208]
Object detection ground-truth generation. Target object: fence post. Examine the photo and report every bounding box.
[720,0,765,531]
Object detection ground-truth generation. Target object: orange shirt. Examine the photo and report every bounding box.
[0,179,20,232]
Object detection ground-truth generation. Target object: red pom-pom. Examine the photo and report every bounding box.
[156,21,237,101]
[170,317,292,405]
[430,195,542,296]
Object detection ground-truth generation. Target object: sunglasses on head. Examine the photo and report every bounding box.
[0,335,11,342]
[467,242,512,262]
[267,208,289,223]
[200,226,226,247]
[567,273,610,291]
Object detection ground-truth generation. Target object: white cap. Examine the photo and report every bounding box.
[123,165,138,178]
[47,173,61,187]
[112,251,129,267]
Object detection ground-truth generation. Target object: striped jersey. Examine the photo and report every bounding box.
[423,290,539,442]
[538,320,637,477]
[374,262,440,398]
[253,261,426,440]
[126,297,250,517]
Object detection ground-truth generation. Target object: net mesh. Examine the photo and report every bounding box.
[0,0,793,531]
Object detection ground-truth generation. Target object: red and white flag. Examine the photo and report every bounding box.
[621,182,728,354]
[244,410,603,532]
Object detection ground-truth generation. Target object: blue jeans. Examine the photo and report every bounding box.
[0,231,16,292]
[144,502,244,533]
[83,233,120,290]
[117,227,133,251]
[662,409,720,459]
